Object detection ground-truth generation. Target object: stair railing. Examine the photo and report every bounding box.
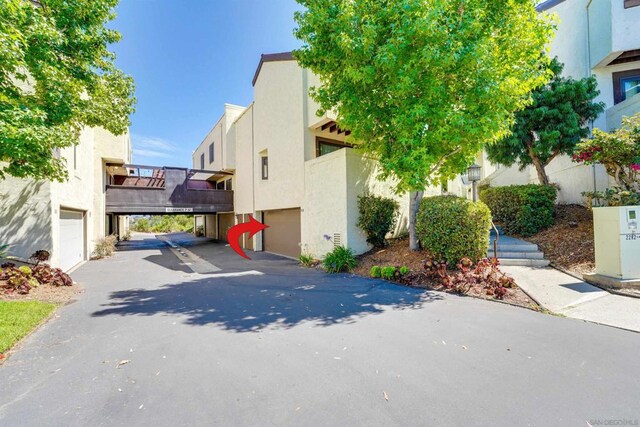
[491,220,499,259]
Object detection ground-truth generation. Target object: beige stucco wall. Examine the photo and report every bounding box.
[0,176,53,261]
[0,126,130,268]
[48,127,96,267]
[93,128,131,244]
[233,104,255,215]
[193,119,223,171]
[253,60,305,211]
[302,148,410,257]
[483,0,640,204]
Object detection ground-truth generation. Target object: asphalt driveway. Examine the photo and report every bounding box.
[1,233,639,426]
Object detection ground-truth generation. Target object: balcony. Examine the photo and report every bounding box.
[105,165,233,214]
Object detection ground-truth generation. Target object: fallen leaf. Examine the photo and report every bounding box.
[461,346,468,350]
[117,360,130,367]
[139,404,144,410]
[383,391,389,401]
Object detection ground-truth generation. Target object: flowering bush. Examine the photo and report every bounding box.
[573,114,640,192]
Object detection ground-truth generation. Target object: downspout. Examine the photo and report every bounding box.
[586,0,598,192]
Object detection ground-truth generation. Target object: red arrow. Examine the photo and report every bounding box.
[227,215,268,260]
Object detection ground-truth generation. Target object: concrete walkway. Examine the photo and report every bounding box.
[503,265,640,332]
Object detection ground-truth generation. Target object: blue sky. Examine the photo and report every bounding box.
[110,0,303,168]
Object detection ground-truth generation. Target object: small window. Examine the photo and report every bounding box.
[200,153,205,169]
[216,181,225,190]
[613,69,640,104]
[73,145,77,170]
[208,143,214,163]
[261,156,268,180]
[225,179,232,191]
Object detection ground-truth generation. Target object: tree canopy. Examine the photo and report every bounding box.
[294,0,554,249]
[294,0,554,191]
[0,0,135,182]
[486,58,605,185]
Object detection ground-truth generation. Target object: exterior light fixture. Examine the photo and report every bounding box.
[467,163,482,202]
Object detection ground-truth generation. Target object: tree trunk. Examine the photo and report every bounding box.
[408,190,424,251]
[525,138,550,185]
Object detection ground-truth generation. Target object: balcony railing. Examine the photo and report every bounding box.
[105,165,233,214]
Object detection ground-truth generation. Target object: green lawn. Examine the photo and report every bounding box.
[0,301,56,354]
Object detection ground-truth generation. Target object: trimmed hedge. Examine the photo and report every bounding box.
[479,184,557,236]
[416,196,492,267]
[357,194,399,247]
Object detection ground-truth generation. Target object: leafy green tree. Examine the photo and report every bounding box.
[0,0,135,182]
[294,0,554,249]
[486,58,605,185]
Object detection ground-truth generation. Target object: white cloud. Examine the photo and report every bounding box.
[131,134,176,162]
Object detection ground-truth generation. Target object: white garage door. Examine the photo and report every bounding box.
[59,210,84,271]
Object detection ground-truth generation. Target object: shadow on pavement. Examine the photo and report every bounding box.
[91,271,442,333]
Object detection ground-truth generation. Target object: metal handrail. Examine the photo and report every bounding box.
[491,221,499,259]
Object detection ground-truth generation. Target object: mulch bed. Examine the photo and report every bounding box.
[0,282,83,305]
[353,238,539,310]
[524,204,595,277]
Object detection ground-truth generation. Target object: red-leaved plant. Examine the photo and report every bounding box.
[422,256,515,300]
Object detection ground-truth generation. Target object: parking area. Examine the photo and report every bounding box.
[1,233,639,426]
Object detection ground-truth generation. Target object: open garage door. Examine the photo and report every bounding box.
[59,210,84,271]
[263,208,301,258]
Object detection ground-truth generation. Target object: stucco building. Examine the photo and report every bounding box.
[0,128,132,271]
[478,0,640,203]
[192,53,412,259]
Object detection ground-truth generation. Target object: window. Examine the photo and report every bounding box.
[216,181,225,190]
[225,179,232,191]
[316,138,353,157]
[261,156,268,180]
[208,143,214,163]
[613,69,640,104]
[73,145,77,170]
[200,153,205,169]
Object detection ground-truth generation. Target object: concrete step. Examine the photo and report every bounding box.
[488,250,545,259]
[488,243,539,252]
[496,258,550,267]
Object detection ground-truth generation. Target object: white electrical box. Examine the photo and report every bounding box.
[593,206,640,279]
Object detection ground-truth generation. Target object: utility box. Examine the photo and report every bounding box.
[593,206,640,279]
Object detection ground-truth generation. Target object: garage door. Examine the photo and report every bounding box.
[263,208,301,258]
[217,213,235,242]
[59,210,84,271]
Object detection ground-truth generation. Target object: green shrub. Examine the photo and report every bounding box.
[380,266,396,280]
[398,266,410,275]
[370,266,382,278]
[416,196,492,267]
[323,246,357,273]
[357,194,399,247]
[299,253,316,267]
[479,184,557,236]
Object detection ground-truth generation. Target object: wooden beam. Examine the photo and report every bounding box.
[320,121,333,131]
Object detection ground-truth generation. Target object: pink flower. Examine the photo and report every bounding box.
[631,164,640,171]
